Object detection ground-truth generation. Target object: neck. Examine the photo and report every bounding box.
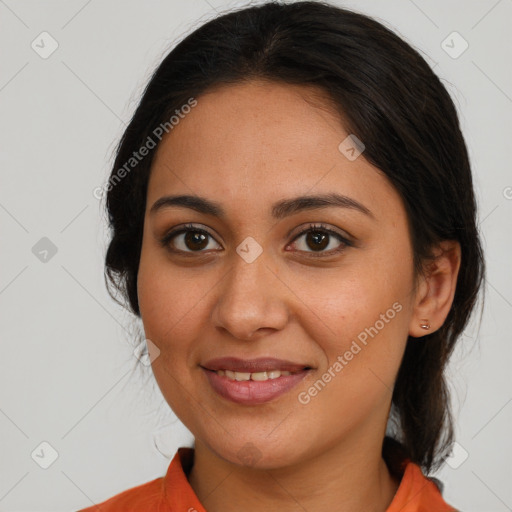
[187,431,400,512]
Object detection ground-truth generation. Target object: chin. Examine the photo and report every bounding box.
[209,437,305,471]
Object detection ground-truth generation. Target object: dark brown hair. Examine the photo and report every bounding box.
[102,0,485,473]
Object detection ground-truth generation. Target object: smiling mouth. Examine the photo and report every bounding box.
[200,356,314,404]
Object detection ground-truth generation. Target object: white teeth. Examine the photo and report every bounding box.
[216,369,293,381]
[268,370,289,379]
[251,371,270,381]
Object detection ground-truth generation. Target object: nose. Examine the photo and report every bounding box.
[210,250,290,341]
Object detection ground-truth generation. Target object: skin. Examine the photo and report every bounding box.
[137,80,461,512]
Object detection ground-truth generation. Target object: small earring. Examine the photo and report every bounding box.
[419,320,430,330]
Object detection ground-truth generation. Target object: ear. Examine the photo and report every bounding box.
[409,240,461,338]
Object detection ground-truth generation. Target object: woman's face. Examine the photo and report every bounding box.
[137,80,420,468]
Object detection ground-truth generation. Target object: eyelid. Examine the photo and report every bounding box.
[288,222,353,244]
[286,223,353,257]
[159,223,220,249]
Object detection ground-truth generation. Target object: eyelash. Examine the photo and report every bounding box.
[160,223,352,258]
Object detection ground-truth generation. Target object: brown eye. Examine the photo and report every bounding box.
[289,224,352,256]
[183,231,209,251]
[160,224,221,253]
[305,231,329,251]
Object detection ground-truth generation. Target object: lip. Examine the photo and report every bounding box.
[202,367,312,405]
[201,357,312,373]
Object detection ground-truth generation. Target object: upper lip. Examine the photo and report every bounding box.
[201,357,312,373]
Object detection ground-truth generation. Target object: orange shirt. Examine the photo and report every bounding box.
[77,447,457,511]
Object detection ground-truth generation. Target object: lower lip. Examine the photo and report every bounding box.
[202,368,311,405]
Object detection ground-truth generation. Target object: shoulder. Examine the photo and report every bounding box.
[383,437,458,512]
[76,475,165,511]
[76,447,196,512]
[389,461,458,511]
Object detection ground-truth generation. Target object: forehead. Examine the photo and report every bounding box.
[146,80,402,223]
[152,80,344,174]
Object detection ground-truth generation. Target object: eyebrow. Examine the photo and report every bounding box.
[149,193,374,220]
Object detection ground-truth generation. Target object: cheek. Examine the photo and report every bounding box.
[137,248,219,365]
[296,280,409,429]
[293,246,413,388]
[313,278,409,378]
[136,252,206,415]
[284,249,411,342]
[137,249,199,354]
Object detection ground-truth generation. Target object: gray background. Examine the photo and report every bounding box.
[0,0,511,510]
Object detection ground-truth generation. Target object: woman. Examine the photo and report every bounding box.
[79,1,484,510]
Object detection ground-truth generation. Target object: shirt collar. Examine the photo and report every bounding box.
[162,447,455,512]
